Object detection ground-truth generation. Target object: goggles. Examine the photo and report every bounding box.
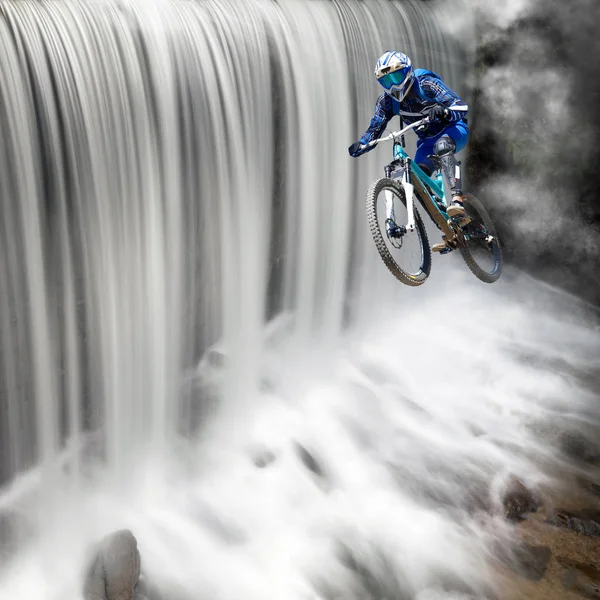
[377,67,410,90]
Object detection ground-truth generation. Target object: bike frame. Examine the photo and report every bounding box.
[363,119,459,242]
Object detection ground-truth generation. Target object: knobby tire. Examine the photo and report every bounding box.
[458,192,503,283]
[366,178,431,287]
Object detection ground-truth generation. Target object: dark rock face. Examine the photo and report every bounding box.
[83,529,141,600]
[547,509,600,538]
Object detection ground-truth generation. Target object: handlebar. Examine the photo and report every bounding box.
[360,117,429,151]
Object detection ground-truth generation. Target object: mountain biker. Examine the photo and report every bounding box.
[349,51,469,252]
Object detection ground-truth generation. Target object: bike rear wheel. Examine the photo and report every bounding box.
[366,178,431,286]
[458,192,502,283]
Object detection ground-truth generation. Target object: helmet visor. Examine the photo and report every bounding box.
[378,68,409,90]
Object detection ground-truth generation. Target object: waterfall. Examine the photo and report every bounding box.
[1,1,598,599]
[0,0,469,489]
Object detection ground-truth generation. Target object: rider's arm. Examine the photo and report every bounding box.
[421,76,468,123]
[353,94,394,155]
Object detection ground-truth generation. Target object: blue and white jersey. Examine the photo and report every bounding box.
[358,69,468,149]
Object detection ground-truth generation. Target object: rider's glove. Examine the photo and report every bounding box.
[426,104,450,123]
[348,141,365,157]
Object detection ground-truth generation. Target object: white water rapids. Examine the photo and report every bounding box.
[0,0,599,598]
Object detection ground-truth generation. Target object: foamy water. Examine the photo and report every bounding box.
[2,265,599,600]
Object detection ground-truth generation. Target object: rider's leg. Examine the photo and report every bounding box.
[433,122,469,220]
[414,138,436,175]
[434,136,464,219]
[415,136,456,253]
[427,123,470,253]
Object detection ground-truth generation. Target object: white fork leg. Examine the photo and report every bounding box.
[385,189,396,227]
[402,172,416,232]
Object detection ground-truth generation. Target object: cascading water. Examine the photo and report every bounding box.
[0,1,599,599]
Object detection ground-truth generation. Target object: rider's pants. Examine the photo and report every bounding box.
[414,120,469,173]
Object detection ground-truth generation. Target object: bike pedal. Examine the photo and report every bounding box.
[439,246,453,255]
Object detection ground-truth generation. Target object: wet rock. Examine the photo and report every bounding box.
[560,559,600,598]
[294,443,325,479]
[547,509,600,538]
[252,447,276,468]
[501,478,540,521]
[294,442,332,491]
[83,529,141,600]
[495,541,552,581]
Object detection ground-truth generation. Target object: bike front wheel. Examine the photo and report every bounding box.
[366,178,431,287]
[457,192,503,283]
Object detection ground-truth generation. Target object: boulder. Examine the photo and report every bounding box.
[83,529,141,600]
[501,477,540,521]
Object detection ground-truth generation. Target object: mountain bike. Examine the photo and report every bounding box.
[361,116,502,287]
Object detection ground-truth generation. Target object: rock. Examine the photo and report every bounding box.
[252,447,276,468]
[501,478,540,521]
[560,559,600,598]
[294,443,325,479]
[547,509,600,538]
[294,442,332,491]
[83,529,141,600]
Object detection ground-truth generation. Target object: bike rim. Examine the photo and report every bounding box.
[461,206,501,275]
[375,185,426,277]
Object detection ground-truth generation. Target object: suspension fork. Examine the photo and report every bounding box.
[384,152,416,233]
[401,157,416,232]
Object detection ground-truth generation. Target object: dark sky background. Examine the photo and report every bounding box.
[467,0,600,305]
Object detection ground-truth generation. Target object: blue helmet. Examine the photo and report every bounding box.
[374,51,415,101]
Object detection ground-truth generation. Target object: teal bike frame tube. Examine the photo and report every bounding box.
[393,142,447,217]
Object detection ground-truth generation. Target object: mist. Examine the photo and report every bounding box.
[447,0,600,301]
